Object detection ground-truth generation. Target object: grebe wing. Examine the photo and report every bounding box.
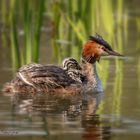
[17,63,75,88]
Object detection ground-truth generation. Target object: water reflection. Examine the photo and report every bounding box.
[2,92,112,139]
[9,92,103,116]
[82,115,111,140]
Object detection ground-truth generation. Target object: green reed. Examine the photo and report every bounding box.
[1,0,127,58]
[32,0,45,62]
[10,0,21,69]
[23,0,32,64]
[0,0,126,66]
[0,0,7,48]
[0,0,45,68]
[23,0,45,64]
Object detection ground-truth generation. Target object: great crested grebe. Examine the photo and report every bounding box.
[3,34,123,94]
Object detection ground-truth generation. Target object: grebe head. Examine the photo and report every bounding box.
[82,34,123,63]
[63,58,82,71]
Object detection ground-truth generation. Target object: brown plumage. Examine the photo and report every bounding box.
[4,63,82,94]
[3,34,123,94]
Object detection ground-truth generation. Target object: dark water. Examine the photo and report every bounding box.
[0,2,140,140]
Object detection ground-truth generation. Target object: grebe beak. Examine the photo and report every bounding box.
[103,47,124,57]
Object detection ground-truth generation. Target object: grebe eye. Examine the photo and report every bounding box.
[97,45,102,49]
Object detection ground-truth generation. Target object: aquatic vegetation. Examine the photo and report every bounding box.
[0,0,45,69]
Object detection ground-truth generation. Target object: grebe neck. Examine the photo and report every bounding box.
[81,58,103,92]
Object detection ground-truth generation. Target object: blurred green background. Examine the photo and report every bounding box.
[0,0,132,66]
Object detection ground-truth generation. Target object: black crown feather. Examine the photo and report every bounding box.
[89,34,113,51]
